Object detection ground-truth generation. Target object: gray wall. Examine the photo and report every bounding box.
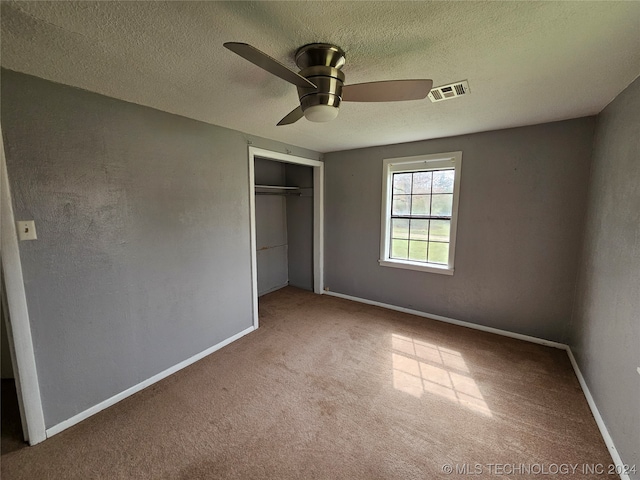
[569,77,640,477]
[285,164,314,291]
[324,118,595,342]
[0,69,320,428]
[255,158,289,296]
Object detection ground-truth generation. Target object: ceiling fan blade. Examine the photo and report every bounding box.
[277,106,304,126]
[224,42,316,89]
[342,79,433,102]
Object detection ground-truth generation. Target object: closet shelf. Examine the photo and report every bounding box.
[255,184,300,190]
[254,185,312,197]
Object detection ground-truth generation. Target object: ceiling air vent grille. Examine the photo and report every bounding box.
[428,80,470,103]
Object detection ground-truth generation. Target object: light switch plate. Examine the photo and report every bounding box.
[16,220,37,241]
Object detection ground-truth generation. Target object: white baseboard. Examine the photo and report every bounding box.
[258,282,289,297]
[323,290,567,349]
[45,325,255,437]
[323,289,630,480]
[565,349,630,480]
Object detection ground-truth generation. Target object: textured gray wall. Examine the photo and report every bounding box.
[569,77,640,477]
[324,118,595,342]
[0,69,319,428]
[255,158,288,296]
[285,163,314,291]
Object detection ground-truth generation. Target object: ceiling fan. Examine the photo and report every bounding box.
[224,42,433,126]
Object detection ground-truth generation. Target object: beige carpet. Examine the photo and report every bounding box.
[1,287,614,479]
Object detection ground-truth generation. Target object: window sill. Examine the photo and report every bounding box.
[378,258,454,275]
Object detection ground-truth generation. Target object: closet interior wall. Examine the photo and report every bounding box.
[254,158,313,296]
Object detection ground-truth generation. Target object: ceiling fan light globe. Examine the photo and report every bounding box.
[303,104,339,123]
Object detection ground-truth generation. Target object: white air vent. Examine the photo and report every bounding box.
[428,80,470,102]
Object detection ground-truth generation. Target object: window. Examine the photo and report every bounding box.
[379,152,462,275]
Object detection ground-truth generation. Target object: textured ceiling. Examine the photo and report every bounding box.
[1,1,639,153]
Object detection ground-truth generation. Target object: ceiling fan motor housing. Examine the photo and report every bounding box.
[297,66,345,110]
[295,44,346,120]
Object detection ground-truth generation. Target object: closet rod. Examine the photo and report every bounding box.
[255,192,302,196]
[255,184,300,190]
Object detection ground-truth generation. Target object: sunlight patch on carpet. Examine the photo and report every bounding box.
[391,334,492,417]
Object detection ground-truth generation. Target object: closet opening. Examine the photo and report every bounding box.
[248,147,324,329]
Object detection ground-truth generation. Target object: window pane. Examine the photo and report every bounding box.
[433,170,455,193]
[429,219,450,242]
[431,194,453,216]
[412,171,432,194]
[393,173,412,194]
[392,195,411,215]
[391,239,409,259]
[410,195,431,215]
[391,218,409,239]
[409,219,429,240]
[428,242,449,264]
[409,240,427,262]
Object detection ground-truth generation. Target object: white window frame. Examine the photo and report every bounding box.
[379,151,462,275]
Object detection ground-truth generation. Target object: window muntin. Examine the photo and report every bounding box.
[380,152,462,275]
[390,169,454,265]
